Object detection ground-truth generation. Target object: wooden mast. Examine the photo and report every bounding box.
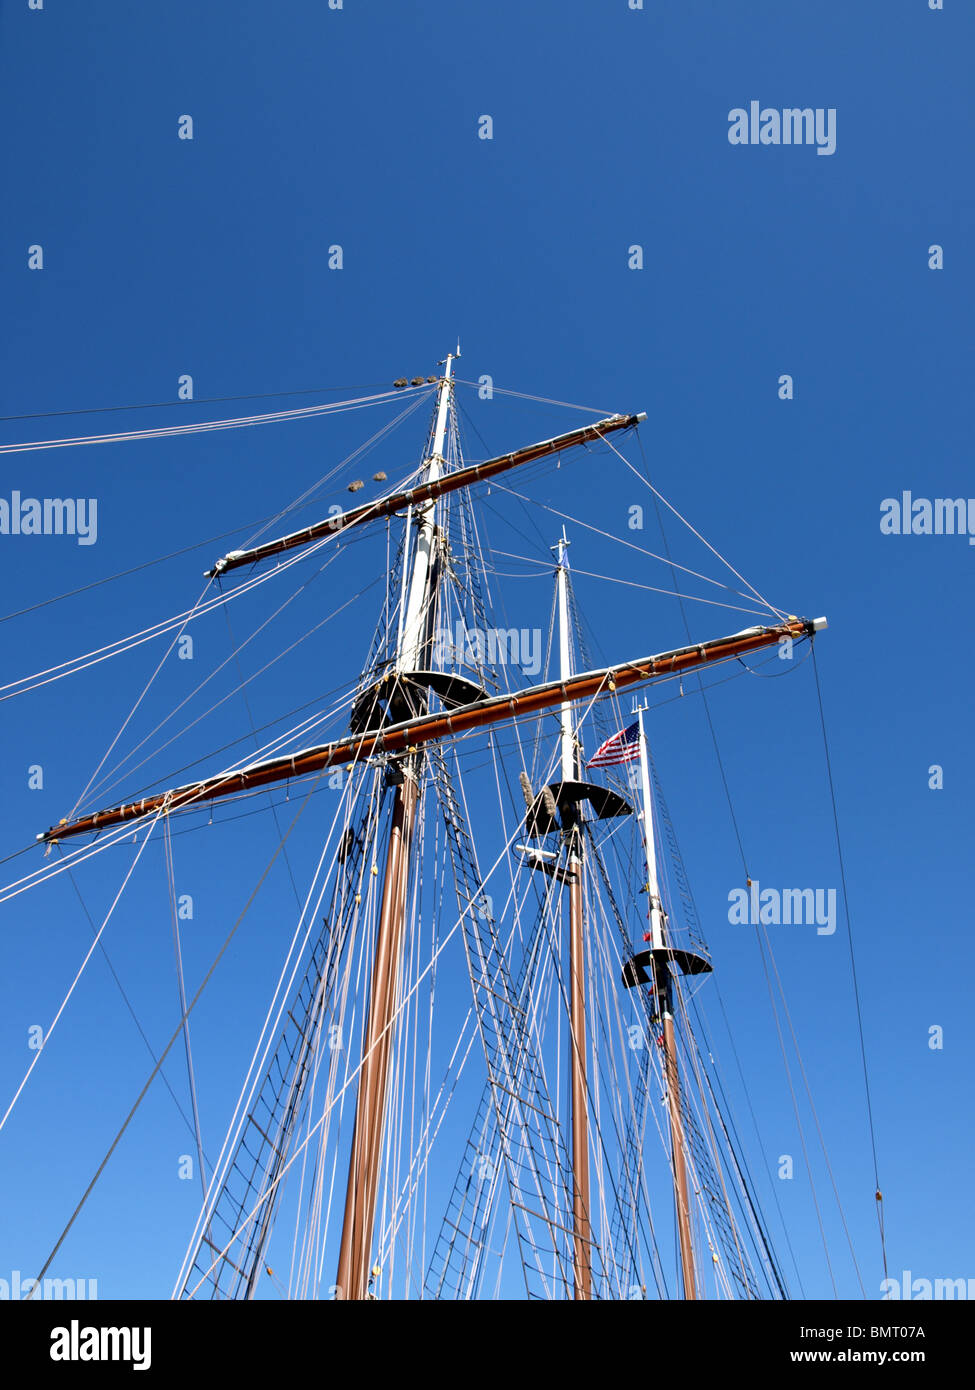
[555,534,592,1299]
[334,770,418,1299]
[335,353,454,1300]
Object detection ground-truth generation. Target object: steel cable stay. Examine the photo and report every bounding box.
[423,742,570,1299]
[670,970,767,1298]
[586,856,751,1301]
[397,850,550,1295]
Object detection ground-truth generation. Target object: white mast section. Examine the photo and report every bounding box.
[635,702,666,952]
[397,354,455,670]
[555,532,575,780]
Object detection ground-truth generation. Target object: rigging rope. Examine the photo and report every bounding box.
[811,644,889,1286]
[0,379,402,424]
[164,816,208,1201]
[491,482,775,612]
[1,812,163,1137]
[28,768,332,1301]
[0,386,429,456]
[606,430,786,622]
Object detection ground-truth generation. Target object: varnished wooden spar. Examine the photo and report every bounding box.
[205,412,647,577]
[46,618,825,846]
[39,616,826,844]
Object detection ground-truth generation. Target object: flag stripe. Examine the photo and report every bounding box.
[586,721,641,768]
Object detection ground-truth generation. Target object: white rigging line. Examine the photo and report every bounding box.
[453,379,613,417]
[82,554,371,809]
[172,752,371,1297]
[164,816,208,1202]
[0,447,424,705]
[489,551,771,617]
[0,684,360,910]
[178,752,574,1301]
[237,391,432,553]
[0,530,327,700]
[0,810,163,1135]
[0,386,429,456]
[598,429,787,621]
[491,484,784,614]
[67,580,215,821]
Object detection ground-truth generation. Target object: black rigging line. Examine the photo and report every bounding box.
[811,643,888,1284]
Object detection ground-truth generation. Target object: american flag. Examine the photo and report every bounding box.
[586,721,642,769]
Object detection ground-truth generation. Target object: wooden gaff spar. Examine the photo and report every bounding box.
[38,615,826,845]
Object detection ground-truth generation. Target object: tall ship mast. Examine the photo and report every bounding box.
[2,353,870,1303]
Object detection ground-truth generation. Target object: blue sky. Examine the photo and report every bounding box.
[0,0,972,1300]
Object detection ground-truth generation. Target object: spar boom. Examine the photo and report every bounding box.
[206,412,646,577]
[40,616,826,844]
